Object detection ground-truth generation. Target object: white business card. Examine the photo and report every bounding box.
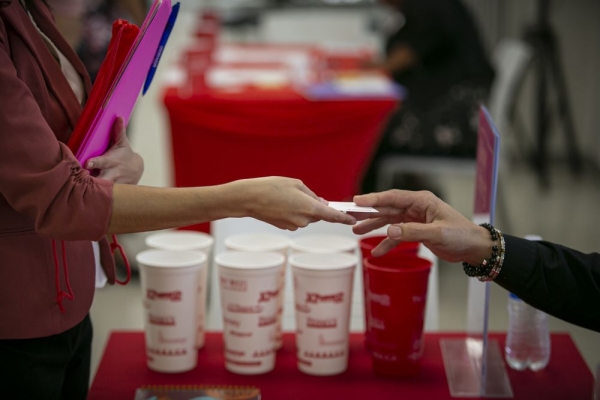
[328,202,378,213]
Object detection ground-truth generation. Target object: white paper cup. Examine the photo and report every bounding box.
[290,253,357,376]
[290,234,357,254]
[146,230,215,349]
[225,233,290,350]
[216,251,285,375]
[136,250,207,373]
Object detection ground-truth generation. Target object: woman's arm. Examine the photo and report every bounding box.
[108,177,354,234]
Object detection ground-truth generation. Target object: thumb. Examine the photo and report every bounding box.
[388,222,438,243]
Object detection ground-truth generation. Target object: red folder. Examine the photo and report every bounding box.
[67,20,140,156]
[67,0,173,166]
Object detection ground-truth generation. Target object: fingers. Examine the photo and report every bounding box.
[352,216,393,235]
[86,154,112,171]
[354,190,438,211]
[297,182,320,201]
[314,202,356,225]
[387,222,438,243]
[371,237,401,257]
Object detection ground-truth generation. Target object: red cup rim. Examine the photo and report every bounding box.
[359,235,419,252]
[364,255,432,274]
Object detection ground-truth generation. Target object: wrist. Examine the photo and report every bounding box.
[463,225,496,266]
[462,223,505,282]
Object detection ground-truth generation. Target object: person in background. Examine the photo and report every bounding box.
[0,1,354,398]
[353,189,600,332]
[49,0,147,81]
[361,0,495,194]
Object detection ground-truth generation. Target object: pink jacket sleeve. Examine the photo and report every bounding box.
[0,39,114,241]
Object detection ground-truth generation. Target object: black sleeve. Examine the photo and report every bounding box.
[495,235,600,332]
[386,0,456,61]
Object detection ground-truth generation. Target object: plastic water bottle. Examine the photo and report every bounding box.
[505,293,551,371]
[505,234,551,371]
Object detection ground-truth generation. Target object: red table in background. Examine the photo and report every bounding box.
[162,43,397,233]
[89,332,593,399]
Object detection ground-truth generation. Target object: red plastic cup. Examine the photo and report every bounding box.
[358,235,420,345]
[359,235,419,259]
[363,255,432,377]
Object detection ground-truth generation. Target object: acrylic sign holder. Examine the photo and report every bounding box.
[441,106,513,398]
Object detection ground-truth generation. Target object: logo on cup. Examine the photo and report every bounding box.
[147,347,188,357]
[258,315,277,327]
[302,349,345,359]
[295,303,311,313]
[225,347,246,357]
[221,277,247,292]
[369,292,391,306]
[146,289,182,301]
[148,314,176,326]
[230,330,253,337]
[307,317,337,328]
[258,289,280,303]
[224,317,241,327]
[305,292,344,304]
[227,304,264,314]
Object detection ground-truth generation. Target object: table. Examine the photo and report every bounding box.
[162,43,398,233]
[89,332,593,399]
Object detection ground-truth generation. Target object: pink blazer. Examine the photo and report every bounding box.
[0,0,117,339]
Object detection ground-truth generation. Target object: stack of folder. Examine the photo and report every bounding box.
[68,0,178,167]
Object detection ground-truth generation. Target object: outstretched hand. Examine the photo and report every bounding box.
[352,190,490,265]
[233,177,357,231]
[85,117,144,184]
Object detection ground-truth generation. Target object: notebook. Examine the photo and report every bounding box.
[67,0,175,167]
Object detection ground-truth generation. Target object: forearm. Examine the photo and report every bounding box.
[108,182,245,234]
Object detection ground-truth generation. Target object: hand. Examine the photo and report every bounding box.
[352,190,491,265]
[232,177,357,231]
[85,117,144,184]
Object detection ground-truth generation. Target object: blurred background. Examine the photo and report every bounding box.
[60,0,600,382]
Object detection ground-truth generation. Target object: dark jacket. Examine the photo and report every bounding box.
[498,235,600,332]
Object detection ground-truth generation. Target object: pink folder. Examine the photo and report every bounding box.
[74,0,172,166]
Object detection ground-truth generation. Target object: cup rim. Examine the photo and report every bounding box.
[359,235,419,252]
[145,230,214,251]
[290,234,357,254]
[136,249,207,268]
[224,233,290,252]
[289,252,357,270]
[215,251,285,269]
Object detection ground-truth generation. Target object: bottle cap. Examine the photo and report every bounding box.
[524,234,543,241]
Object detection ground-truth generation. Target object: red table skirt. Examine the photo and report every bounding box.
[89,332,593,400]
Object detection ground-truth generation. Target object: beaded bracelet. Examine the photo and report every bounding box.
[462,223,505,281]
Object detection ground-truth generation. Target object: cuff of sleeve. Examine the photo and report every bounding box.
[494,235,537,293]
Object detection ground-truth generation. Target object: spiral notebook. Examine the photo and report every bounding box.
[67,0,176,166]
[134,385,261,400]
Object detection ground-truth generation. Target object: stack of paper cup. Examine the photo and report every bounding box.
[136,250,207,373]
[216,251,285,375]
[290,233,357,255]
[145,230,214,349]
[289,252,357,376]
[224,233,290,350]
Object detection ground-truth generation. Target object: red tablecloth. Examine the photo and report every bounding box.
[89,332,593,400]
[163,90,395,233]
